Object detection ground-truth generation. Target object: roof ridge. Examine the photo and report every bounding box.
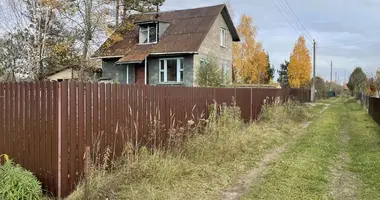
[135,4,226,16]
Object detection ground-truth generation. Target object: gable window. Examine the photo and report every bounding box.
[140,23,157,44]
[159,58,184,83]
[220,28,226,47]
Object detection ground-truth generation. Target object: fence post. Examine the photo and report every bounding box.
[57,82,62,197]
[250,88,253,121]
[84,146,90,200]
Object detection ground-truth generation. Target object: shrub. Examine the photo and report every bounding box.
[0,155,42,200]
[196,55,226,87]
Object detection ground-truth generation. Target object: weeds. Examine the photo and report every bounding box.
[260,97,312,124]
[0,155,42,200]
[66,99,312,200]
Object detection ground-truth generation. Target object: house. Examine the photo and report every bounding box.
[92,4,240,86]
[46,66,102,81]
[46,67,79,81]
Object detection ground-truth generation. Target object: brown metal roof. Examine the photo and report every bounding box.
[92,4,239,62]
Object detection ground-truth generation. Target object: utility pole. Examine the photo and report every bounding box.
[311,39,316,102]
[344,69,346,84]
[330,61,332,91]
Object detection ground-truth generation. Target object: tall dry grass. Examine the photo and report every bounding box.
[66,100,313,200]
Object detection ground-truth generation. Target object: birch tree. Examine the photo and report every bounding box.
[233,14,267,84]
[0,0,67,80]
[288,36,311,88]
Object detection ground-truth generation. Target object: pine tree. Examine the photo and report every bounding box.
[277,60,289,87]
[264,52,274,84]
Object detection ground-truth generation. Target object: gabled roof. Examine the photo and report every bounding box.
[92,4,240,63]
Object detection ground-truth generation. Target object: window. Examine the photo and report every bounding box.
[220,28,226,47]
[159,58,184,83]
[139,23,157,44]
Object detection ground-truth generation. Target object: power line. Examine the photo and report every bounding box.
[278,0,314,41]
[317,40,380,48]
[271,0,305,40]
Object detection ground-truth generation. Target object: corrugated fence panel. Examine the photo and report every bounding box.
[0,81,311,198]
[369,97,380,125]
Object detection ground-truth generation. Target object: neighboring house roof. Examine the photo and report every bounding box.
[92,4,240,63]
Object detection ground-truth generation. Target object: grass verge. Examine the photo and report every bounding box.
[242,98,342,200]
[345,99,380,199]
[66,101,315,200]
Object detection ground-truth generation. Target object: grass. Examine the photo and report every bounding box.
[345,99,380,199]
[242,97,380,200]
[66,102,315,200]
[242,98,342,200]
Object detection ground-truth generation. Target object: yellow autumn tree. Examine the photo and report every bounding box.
[288,36,311,88]
[233,14,267,84]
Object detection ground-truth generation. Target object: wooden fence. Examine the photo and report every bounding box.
[0,81,310,197]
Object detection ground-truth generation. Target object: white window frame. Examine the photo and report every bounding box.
[139,23,158,44]
[159,57,184,83]
[220,27,226,47]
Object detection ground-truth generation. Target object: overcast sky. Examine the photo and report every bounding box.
[162,0,380,84]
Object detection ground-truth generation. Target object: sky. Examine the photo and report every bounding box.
[161,0,380,84]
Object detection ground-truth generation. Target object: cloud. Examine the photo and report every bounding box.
[161,0,380,82]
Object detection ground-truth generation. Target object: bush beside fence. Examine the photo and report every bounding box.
[0,81,310,197]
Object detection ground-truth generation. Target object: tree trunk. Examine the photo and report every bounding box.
[116,0,119,27]
[122,0,127,20]
[80,0,93,80]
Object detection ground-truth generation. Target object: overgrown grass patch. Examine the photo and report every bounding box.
[66,102,316,200]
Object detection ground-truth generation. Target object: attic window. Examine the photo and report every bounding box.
[139,23,158,44]
[220,28,226,47]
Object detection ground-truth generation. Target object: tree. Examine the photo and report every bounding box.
[233,14,267,84]
[0,0,77,80]
[196,56,224,87]
[375,69,380,96]
[348,67,367,93]
[264,52,274,84]
[0,31,29,81]
[117,0,166,24]
[365,77,376,96]
[311,76,326,91]
[308,76,327,99]
[277,60,289,88]
[288,36,311,88]
[347,82,354,95]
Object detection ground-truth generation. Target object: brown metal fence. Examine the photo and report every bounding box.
[368,97,380,125]
[0,82,59,195]
[0,81,310,197]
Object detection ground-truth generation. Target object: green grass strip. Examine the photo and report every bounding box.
[345,99,380,199]
[243,99,342,200]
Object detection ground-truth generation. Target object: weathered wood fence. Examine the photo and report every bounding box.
[0,81,310,197]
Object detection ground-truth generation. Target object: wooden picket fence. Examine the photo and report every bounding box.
[0,81,310,197]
